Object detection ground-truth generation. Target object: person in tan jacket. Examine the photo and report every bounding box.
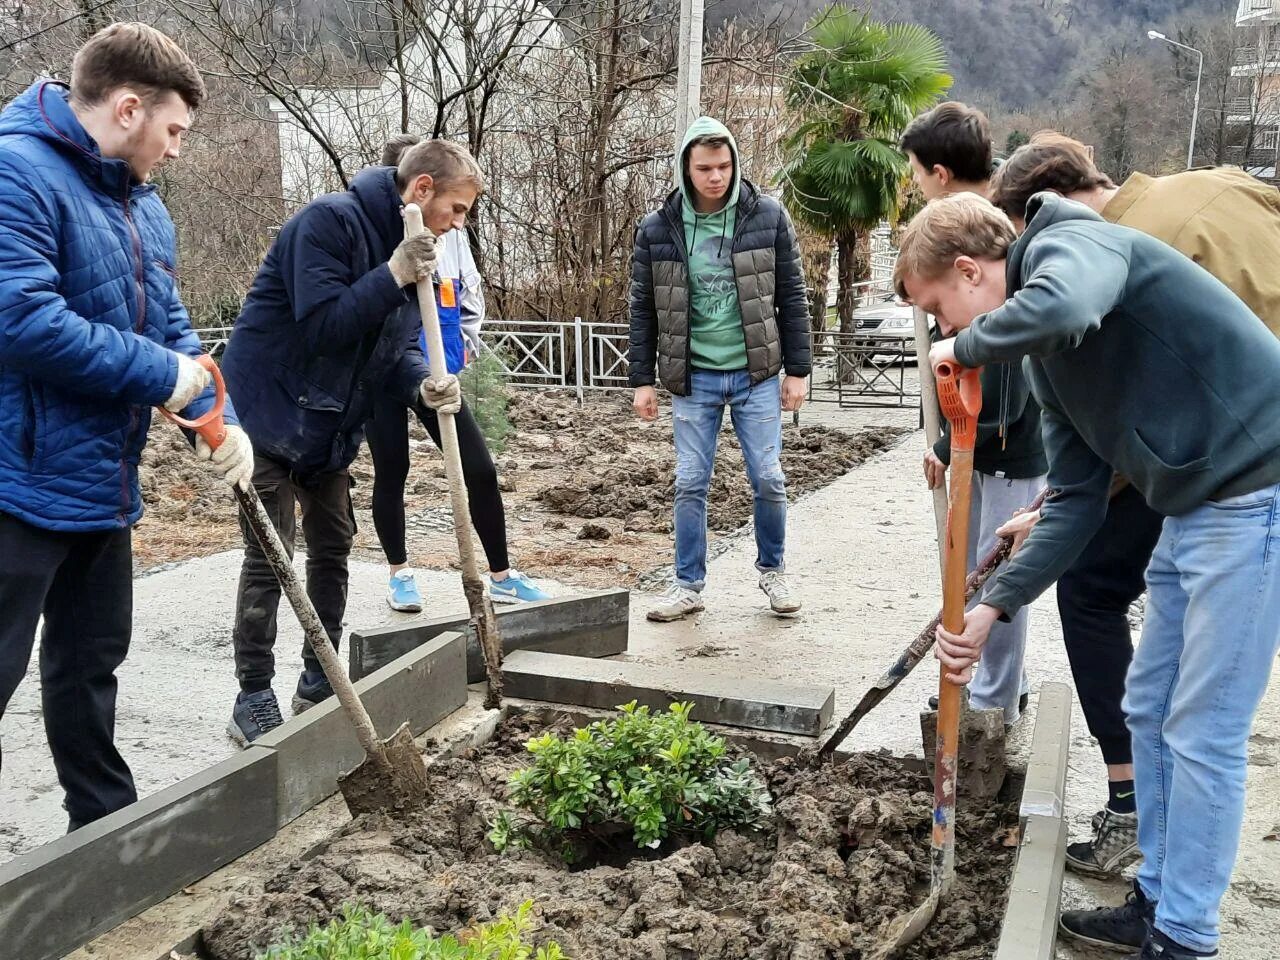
[986,132,1280,949]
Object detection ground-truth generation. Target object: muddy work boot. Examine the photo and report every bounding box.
[293,670,335,715]
[758,570,801,616]
[227,689,284,747]
[1067,806,1141,877]
[646,584,705,622]
[1060,881,1155,952]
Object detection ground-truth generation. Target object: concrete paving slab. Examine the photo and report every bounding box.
[255,632,467,825]
[349,588,629,680]
[0,747,276,960]
[501,648,835,735]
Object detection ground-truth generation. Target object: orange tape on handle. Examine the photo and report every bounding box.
[159,354,228,451]
[935,361,982,450]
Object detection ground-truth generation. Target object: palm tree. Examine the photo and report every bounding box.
[782,7,951,332]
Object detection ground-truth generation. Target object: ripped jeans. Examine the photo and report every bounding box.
[671,369,786,591]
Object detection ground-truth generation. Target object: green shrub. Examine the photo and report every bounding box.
[257,902,564,960]
[461,348,514,453]
[491,702,772,855]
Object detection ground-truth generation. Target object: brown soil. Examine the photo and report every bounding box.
[132,391,904,589]
[203,714,1019,960]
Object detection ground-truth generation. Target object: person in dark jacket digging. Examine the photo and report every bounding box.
[221,139,481,745]
[627,116,811,622]
[901,101,1047,726]
[896,191,1280,960]
[0,24,250,830]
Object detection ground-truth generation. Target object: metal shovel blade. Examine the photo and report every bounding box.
[338,722,430,817]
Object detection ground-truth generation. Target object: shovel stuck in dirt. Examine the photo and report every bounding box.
[403,204,505,710]
[160,357,428,818]
[864,359,982,960]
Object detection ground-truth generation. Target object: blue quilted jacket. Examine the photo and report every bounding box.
[0,81,235,532]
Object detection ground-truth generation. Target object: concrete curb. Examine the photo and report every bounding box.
[995,681,1073,960]
[348,588,630,681]
[1,632,470,960]
[501,649,836,735]
[0,749,277,960]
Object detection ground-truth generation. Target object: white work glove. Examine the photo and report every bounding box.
[196,424,255,491]
[388,231,438,287]
[164,353,212,412]
[419,375,462,415]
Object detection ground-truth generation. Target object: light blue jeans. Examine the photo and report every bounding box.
[671,369,786,590]
[1123,482,1280,953]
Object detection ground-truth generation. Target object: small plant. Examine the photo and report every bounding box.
[461,347,514,453]
[493,702,773,855]
[257,902,564,960]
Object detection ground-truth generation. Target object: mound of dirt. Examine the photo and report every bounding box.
[203,715,1018,960]
[520,390,905,535]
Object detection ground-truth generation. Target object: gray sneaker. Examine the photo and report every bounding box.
[646,584,705,622]
[1066,807,1141,878]
[759,570,801,616]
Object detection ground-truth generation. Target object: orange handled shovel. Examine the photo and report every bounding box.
[160,356,427,816]
[866,359,982,959]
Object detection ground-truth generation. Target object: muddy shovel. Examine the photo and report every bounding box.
[865,359,982,960]
[160,357,428,817]
[402,204,504,709]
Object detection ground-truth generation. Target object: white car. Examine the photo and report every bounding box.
[849,299,932,364]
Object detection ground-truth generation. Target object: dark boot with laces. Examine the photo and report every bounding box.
[1059,881,1155,952]
[227,688,284,746]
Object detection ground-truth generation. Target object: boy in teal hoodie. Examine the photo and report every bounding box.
[628,118,811,621]
[894,191,1280,960]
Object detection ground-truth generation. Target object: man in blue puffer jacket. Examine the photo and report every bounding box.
[221,139,482,744]
[0,24,252,830]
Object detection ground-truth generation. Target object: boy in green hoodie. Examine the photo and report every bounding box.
[628,117,811,621]
[895,191,1280,960]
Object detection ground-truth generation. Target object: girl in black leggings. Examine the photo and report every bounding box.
[364,387,547,611]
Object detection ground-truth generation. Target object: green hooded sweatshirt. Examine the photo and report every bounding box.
[679,117,747,371]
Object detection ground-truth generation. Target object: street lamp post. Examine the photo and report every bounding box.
[1148,30,1204,169]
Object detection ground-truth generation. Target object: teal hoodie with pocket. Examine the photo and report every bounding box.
[678,117,748,371]
[955,193,1280,616]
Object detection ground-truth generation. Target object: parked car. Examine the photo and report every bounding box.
[849,298,933,364]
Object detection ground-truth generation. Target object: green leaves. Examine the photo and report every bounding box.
[257,902,563,960]
[780,3,952,237]
[491,702,773,857]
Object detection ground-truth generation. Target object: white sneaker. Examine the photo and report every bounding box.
[759,570,801,616]
[646,584,705,622]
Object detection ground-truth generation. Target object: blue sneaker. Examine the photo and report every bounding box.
[489,569,550,604]
[387,569,423,612]
[293,670,334,715]
[227,689,284,747]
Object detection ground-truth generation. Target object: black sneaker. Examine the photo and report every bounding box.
[1060,882,1155,952]
[293,669,334,714]
[1133,930,1218,959]
[227,689,284,746]
[1067,806,1141,877]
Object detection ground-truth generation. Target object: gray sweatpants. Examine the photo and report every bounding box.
[966,471,1046,722]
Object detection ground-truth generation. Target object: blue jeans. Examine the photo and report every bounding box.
[1123,482,1280,953]
[671,369,786,590]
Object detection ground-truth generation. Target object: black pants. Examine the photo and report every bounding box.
[1057,484,1166,766]
[0,512,137,828]
[231,456,355,693]
[364,393,509,572]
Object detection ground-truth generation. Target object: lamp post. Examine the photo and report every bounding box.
[1148,29,1204,169]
